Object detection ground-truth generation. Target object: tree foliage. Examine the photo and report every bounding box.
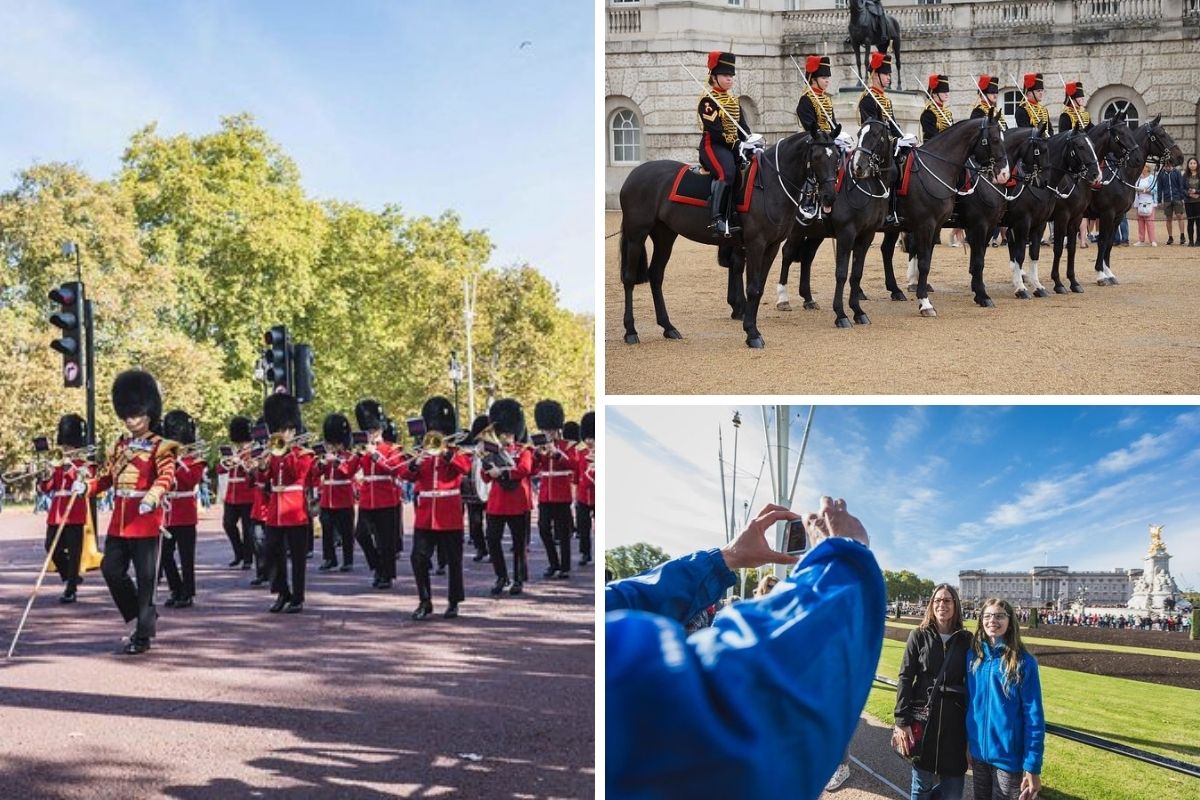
[0,115,593,470]
[605,543,671,581]
[883,569,937,604]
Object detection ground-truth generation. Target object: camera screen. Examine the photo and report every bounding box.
[32,436,50,452]
[531,432,549,447]
[785,520,807,554]
[406,417,426,438]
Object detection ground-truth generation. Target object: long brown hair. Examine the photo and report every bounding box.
[919,583,964,634]
[971,597,1029,694]
[1186,157,1200,178]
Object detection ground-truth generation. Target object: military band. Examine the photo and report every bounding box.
[481,399,534,596]
[259,393,315,614]
[353,399,404,590]
[38,414,94,603]
[161,409,204,609]
[575,411,595,568]
[217,416,257,571]
[533,399,576,580]
[316,413,357,572]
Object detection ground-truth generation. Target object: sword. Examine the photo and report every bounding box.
[849,66,904,139]
[788,55,836,134]
[678,58,752,142]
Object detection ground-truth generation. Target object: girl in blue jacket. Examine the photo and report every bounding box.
[965,598,1045,800]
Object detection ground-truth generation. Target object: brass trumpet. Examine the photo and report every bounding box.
[269,431,316,456]
[177,440,209,459]
[422,430,468,456]
[475,424,517,470]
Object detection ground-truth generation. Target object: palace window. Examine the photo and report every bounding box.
[1002,90,1022,129]
[1103,99,1140,128]
[610,108,642,165]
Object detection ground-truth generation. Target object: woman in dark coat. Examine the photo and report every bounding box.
[893,583,971,800]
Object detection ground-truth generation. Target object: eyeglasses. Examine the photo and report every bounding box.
[932,598,954,605]
[982,613,1009,621]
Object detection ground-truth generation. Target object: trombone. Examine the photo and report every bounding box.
[176,440,209,460]
[1,445,95,485]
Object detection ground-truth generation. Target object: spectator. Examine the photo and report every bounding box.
[966,598,1045,800]
[1134,164,1157,247]
[1183,157,1200,248]
[1157,161,1187,245]
[753,574,779,597]
[894,584,971,800]
[605,499,884,799]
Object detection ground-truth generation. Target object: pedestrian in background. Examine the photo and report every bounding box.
[1183,157,1200,248]
[1157,161,1187,244]
[1134,164,1157,247]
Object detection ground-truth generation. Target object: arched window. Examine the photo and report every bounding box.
[1103,99,1140,128]
[1002,89,1021,129]
[610,108,641,165]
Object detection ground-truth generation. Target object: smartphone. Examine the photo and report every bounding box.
[352,431,369,446]
[251,423,269,442]
[32,436,50,452]
[785,519,808,556]
[218,445,234,458]
[405,417,426,439]
[531,432,550,447]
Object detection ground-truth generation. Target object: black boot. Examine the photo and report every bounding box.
[473,549,487,562]
[490,577,509,596]
[269,594,290,613]
[318,559,337,572]
[444,603,459,619]
[123,637,151,655]
[411,601,433,620]
[708,181,740,237]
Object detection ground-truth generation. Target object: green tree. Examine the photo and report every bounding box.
[605,543,671,580]
[883,569,939,605]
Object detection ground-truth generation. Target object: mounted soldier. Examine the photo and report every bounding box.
[1059,81,1093,133]
[970,75,1008,130]
[1016,72,1053,135]
[919,73,954,143]
[697,50,752,237]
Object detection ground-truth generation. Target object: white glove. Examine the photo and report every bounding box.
[138,502,154,515]
[71,480,87,495]
[739,134,764,155]
[898,134,918,149]
[836,131,856,152]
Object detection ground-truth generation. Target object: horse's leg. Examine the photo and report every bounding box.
[647,225,683,338]
[743,239,779,348]
[620,227,650,344]
[1099,220,1119,285]
[966,219,993,308]
[832,231,853,328]
[1007,220,1029,299]
[1050,219,1067,294]
[776,234,796,311]
[849,233,872,325]
[728,247,746,319]
[914,230,937,317]
[1096,214,1119,286]
[800,237,822,310]
[881,230,906,300]
[1065,216,1083,293]
[1026,221,1050,297]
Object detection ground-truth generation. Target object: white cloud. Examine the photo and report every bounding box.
[1097,431,1171,475]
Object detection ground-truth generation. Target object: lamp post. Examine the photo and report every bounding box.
[449,352,463,416]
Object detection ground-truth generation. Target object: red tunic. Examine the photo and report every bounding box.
[89,435,178,538]
[354,442,406,510]
[483,446,534,516]
[218,458,256,505]
[260,446,316,527]
[575,446,595,506]
[165,456,206,527]
[250,469,269,523]
[38,459,94,526]
[534,442,578,504]
[406,449,471,531]
[315,453,357,510]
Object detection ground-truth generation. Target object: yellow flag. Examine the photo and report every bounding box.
[79,500,103,574]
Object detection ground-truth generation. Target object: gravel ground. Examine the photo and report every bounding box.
[0,507,595,799]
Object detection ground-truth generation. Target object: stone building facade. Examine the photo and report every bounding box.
[957,565,1140,609]
[605,0,1200,207]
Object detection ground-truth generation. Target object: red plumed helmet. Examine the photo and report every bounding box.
[806,55,821,74]
[977,74,991,91]
[869,51,885,72]
[1064,81,1077,97]
[708,51,720,72]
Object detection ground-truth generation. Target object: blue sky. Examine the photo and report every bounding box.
[0,0,594,311]
[607,405,1200,589]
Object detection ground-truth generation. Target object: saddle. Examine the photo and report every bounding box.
[668,157,760,213]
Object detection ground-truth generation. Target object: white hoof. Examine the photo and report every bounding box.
[776,301,792,311]
[918,298,937,317]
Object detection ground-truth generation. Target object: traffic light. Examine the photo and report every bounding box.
[293,344,315,403]
[49,281,84,388]
[263,325,291,394]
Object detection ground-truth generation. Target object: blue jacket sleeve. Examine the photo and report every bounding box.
[604,548,736,624]
[1020,654,1046,774]
[606,538,887,800]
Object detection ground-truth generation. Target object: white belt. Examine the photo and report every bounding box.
[226,477,246,484]
[324,479,352,486]
[114,489,147,499]
[166,490,197,499]
[271,486,305,493]
[361,475,393,482]
[52,490,74,498]
[541,470,573,477]
[420,489,460,499]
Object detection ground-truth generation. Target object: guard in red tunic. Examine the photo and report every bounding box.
[248,417,270,587]
[406,396,471,619]
[257,393,315,613]
[161,410,205,608]
[482,398,534,597]
[462,414,491,562]
[353,399,406,589]
[37,414,94,603]
[81,370,178,655]
[316,413,357,572]
[533,399,577,580]
[575,411,595,568]
[217,416,256,570]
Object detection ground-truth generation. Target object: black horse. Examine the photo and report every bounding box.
[880,112,1010,317]
[1048,116,1138,293]
[954,127,1052,307]
[773,119,895,326]
[1002,128,1102,299]
[848,0,901,91]
[1089,115,1184,286]
[619,133,839,348]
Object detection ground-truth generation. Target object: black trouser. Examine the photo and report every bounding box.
[358,507,397,580]
[45,523,83,584]
[160,525,197,599]
[101,535,159,641]
[466,503,486,554]
[395,502,405,553]
[251,520,267,580]
[1186,201,1200,243]
[320,507,355,565]
[265,525,308,602]
[538,502,573,574]
[486,514,527,583]
[306,518,315,555]
[222,502,254,565]
[576,502,593,560]
[412,529,464,605]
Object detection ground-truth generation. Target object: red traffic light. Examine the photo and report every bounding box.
[49,284,78,307]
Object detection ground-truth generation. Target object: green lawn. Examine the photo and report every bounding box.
[885,620,1200,662]
[867,639,1200,800]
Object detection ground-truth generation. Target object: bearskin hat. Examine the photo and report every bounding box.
[421,396,458,436]
[534,399,565,431]
[1065,81,1085,101]
[707,51,736,77]
[228,416,252,443]
[322,413,351,447]
[805,55,831,80]
[928,73,949,94]
[869,51,891,75]
[1023,72,1044,92]
[263,392,302,434]
[978,74,999,95]
[488,398,525,439]
[580,411,595,442]
[112,370,162,430]
[354,399,386,431]
[381,417,398,444]
[562,420,580,443]
[56,414,87,448]
[163,409,197,445]
[466,414,490,445]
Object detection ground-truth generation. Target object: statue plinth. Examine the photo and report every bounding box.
[1128,524,1180,612]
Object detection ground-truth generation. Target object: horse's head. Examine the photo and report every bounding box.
[1063,128,1102,187]
[1015,129,1051,186]
[809,127,841,213]
[1096,112,1138,164]
[852,119,891,180]
[1142,114,1185,167]
[973,108,1009,185]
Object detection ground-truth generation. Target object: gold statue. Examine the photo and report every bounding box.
[1148,524,1166,556]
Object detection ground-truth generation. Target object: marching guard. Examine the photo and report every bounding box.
[697,50,750,237]
[217,416,256,570]
[353,399,405,589]
[533,399,576,580]
[970,75,1008,130]
[81,370,177,655]
[258,393,314,613]
[37,414,94,603]
[482,399,533,597]
[161,410,205,608]
[405,396,471,620]
[316,413,357,572]
[1016,73,1053,135]
[920,73,954,143]
[248,417,270,587]
[575,412,595,568]
[796,55,838,137]
[1059,81,1093,133]
[463,414,490,562]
